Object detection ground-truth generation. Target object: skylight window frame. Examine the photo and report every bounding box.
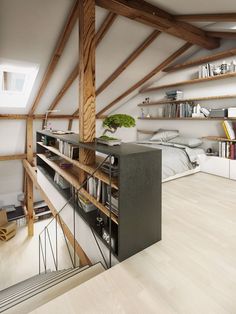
[0,60,39,108]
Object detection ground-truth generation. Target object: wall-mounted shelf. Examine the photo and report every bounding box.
[137,94,236,107]
[203,136,236,142]
[141,72,236,93]
[138,117,236,121]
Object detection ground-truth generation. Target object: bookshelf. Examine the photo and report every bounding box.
[141,71,236,93]
[137,94,236,107]
[138,117,236,121]
[36,130,161,262]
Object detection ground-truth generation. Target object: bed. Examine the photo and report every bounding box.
[135,130,205,182]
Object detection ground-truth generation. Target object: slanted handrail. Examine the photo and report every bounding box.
[39,154,114,274]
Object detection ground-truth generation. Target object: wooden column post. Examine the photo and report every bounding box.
[79,0,96,175]
[26,117,34,236]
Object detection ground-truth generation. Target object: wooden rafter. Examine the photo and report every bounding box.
[0,114,105,120]
[164,47,236,73]
[23,159,91,266]
[95,12,117,47]
[96,0,220,50]
[71,30,161,117]
[207,31,236,39]
[28,0,79,115]
[96,30,161,96]
[47,66,78,112]
[0,154,27,161]
[47,11,116,115]
[26,117,34,236]
[96,43,193,117]
[175,13,236,22]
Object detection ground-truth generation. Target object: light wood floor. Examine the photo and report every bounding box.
[31,173,236,314]
[0,218,73,291]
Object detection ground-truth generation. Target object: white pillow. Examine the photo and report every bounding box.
[150,129,179,142]
[169,136,202,148]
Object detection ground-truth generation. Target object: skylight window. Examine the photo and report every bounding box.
[0,60,39,108]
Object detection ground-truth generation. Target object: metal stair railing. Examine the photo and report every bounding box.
[39,154,114,274]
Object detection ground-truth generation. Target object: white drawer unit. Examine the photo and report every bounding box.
[229,160,236,180]
[199,155,230,178]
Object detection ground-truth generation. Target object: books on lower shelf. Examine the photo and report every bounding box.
[164,103,193,118]
[57,139,79,159]
[78,193,96,213]
[219,141,236,159]
[54,173,70,189]
[86,177,119,215]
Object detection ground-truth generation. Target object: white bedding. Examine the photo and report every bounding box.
[135,141,205,180]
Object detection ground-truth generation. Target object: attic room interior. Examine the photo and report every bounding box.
[1,0,236,313]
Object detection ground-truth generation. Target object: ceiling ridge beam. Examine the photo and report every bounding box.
[175,13,236,22]
[28,0,79,115]
[206,31,236,39]
[164,46,236,72]
[96,30,161,96]
[46,11,116,116]
[96,42,193,117]
[95,0,220,50]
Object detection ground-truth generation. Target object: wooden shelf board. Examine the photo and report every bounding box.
[138,117,236,121]
[137,94,236,106]
[203,136,236,142]
[141,72,236,93]
[37,153,118,225]
[37,142,118,190]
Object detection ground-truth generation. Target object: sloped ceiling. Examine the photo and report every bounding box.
[0,0,236,116]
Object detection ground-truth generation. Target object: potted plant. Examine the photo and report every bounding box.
[97,114,136,146]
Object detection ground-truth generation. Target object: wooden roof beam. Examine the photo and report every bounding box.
[71,30,161,117]
[96,42,193,117]
[95,12,117,47]
[164,46,236,72]
[96,0,220,50]
[206,31,236,39]
[175,13,236,22]
[47,11,117,114]
[96,30,161,96]
[28,0,79,115]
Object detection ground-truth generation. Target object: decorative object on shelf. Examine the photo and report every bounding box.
[140,107,145,118]
[43,109,60,130]
[143,97,150,105]
[228,107,236,118]
[192,104,204,118]
[200,107,210,117]
[97,114,136,146]
[209,108,228,118]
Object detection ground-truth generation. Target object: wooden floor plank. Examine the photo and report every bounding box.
[30,173,236,314]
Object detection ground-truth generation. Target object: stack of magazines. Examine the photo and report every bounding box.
[165,90,183,100]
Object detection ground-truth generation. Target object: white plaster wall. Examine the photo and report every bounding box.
[110,40,236,143]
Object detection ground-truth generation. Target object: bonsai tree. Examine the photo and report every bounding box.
[101,114,136,140]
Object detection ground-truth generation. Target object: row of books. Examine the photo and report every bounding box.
[105,189,119,216]
[163,103,193,118]
[83,177,119,216]
[57,139,79,160]
[219,142,236,159]
[199,64,214,78]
